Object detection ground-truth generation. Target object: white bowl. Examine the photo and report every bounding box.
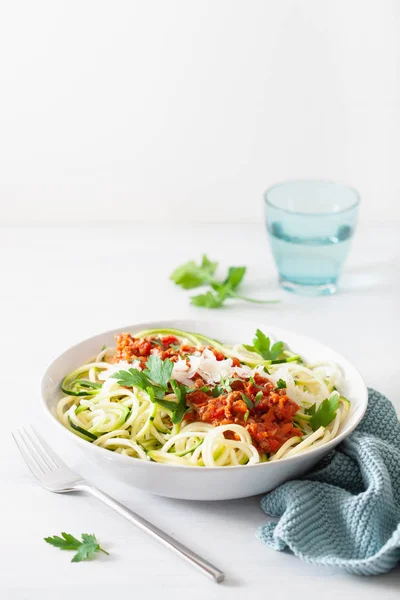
[41,319,368,501]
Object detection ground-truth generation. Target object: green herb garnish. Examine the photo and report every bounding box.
[44,533,109,562]
[240,392,253,409]
[306,394,340,431]
[171,255,278,308]
[170,343,182,351]
[244,329,284,360]
[211,385,223,397]
[143,354,173,388]
[211,377,233,397]
[275,378,287,390]
[197,385,210,393]
[112,356,187,424]
[244,410,250,423]
[254,390,263,406]
[168,380,188,424]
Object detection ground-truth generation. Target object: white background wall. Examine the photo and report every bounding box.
[0,0,398,224]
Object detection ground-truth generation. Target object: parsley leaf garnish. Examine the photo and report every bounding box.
[112,356,187,423]
[211,377,233,397]
[244,329,284,361]
[306,394,340,431]
[254,390,263,406]
[211,384,223,397]
[197,385,210,393]
[275,378,286,390]
[240,392,253,409]
[112,367,153,391]
[44,532,109,562]
[167,380,188,424]
[171,255,278,308]
[143,354,173,389]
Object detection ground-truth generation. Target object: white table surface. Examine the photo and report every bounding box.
[1,222,399,599]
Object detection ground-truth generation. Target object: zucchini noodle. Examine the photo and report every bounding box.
[56,328,351,466]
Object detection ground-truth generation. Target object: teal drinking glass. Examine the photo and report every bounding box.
[264,180,360,295]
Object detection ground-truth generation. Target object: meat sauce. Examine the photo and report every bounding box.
[185,374,301,454]
[114,333,301,455]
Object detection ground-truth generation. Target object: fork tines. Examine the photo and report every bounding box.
[12,426,61,479]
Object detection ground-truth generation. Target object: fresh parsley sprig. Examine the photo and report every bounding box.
[170,255,278,309]
[44,532,109,562]
[306,393,340,431]
[244,329,301,364]
[244,329,284,360]
[112,355,188,424]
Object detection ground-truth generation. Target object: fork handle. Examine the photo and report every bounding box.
[77,483,224,583]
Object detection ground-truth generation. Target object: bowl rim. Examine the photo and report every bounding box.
[41,318,368,471]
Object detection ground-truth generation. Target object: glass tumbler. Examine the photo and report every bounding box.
[264,180,360,295]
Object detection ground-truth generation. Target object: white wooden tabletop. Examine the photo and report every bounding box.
[1,222,399,600]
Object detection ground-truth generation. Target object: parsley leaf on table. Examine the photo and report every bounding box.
[306,393,340,431]
[170,255,278,308]
[210,266,246,296]
[196,266,247,308]
[44,532,109,562]
[243,329,284,360]
[224,266,246,290]
[191,290,226,308]
[170,254,218,289]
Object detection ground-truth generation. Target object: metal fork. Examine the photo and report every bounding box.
[12,426,224,583]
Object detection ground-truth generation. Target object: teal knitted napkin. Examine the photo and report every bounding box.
[257,389,400,575]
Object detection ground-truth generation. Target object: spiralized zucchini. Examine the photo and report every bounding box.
[56,328,350,466]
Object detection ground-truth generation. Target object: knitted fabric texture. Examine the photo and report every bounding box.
[257,389,400,575]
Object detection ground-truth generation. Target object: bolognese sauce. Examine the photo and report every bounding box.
[114,333,301,455]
